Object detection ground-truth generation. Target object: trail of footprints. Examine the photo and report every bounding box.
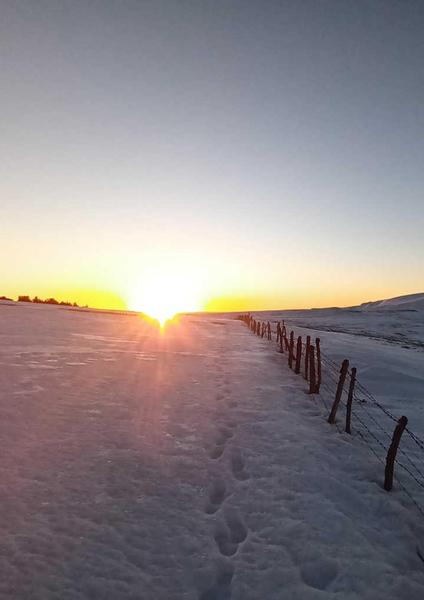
[200,365,250,599]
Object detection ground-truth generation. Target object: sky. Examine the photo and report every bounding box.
[1,0,423,313]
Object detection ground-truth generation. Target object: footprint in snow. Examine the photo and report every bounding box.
[214,426,233,446]
[224,508,248,544]
[205,477,227,515]
[208,428,232,460]
[226,399,238,408]
[230,449,250,481]
[300,557,339,590]
[213,509,248,556]
[199,558,234,600]
[213,521,238,557]
[209,445,225,460]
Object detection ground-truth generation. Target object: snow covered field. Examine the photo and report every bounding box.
[255,293,424,435]
[1,301,424,599]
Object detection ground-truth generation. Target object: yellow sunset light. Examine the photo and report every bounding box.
[128,268,202,326]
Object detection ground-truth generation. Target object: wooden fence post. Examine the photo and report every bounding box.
[295,336,302,374]
[316,338,322,393]
[305,335,311,380]
[276,323,281,344]
[384,416,408,491]
[345,367,356,434]
[288,331,294,369]
[308,345,316,393]
[328,359,349,424]
[279,327,284,353]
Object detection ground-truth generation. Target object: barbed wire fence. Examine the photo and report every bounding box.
[237,313,424,519]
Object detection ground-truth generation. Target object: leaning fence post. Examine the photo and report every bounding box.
[384,416,408,491]
[328,359,349,424]
[345,367,356,434]
[308,345,316,393]
[288,331,294,369]
[295,336,302,374]
[279,327,284,353]
[305,335,311,380]
[316,338,321,393]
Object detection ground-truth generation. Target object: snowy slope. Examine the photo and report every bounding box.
[252,295,424,483]
[1,303,424,599]
[0,298,16,306]
[359,292,424,311]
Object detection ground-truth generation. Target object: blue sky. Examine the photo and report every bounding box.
[1,1,423,310]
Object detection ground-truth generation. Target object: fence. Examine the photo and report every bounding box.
[238,313,424,517]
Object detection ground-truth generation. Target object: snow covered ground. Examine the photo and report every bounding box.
[1,301,424,599]
[255,293,424,434]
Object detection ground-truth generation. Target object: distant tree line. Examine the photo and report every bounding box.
[6,295,81,307]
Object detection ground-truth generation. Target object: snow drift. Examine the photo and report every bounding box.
[359,292,424,311]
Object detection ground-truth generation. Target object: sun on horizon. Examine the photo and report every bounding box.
[127,269,203,326]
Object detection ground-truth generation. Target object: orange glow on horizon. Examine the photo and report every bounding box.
[3,277,422,316]
[127,266,203,325]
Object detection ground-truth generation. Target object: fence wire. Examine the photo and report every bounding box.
[238,314,424,519]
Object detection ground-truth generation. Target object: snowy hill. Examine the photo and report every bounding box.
[359,292,424,311]
[0,298,16,306]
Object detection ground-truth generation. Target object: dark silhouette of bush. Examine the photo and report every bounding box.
[13,294,80,307]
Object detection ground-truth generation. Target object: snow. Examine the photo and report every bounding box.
[358,292,424,311]
[1,301,424,599]
[254,295,424,432]
[0,298,16,306]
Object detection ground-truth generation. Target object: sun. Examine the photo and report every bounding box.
[128,269,202,326]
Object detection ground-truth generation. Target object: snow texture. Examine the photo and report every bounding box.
[358,292,424,311]
[1,301,424,599]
